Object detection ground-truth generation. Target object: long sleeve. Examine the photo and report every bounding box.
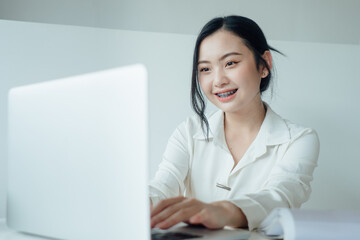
[229,129,320,230]
[149,122,191,206]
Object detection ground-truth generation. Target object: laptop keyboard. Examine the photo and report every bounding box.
[151,231,202,240]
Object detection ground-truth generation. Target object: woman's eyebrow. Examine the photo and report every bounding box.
[220,52,242,60]
[198,52,242,65]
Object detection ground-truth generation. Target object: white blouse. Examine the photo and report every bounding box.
[149,105,320,230]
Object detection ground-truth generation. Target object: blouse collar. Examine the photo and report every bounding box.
[193,103,291,147]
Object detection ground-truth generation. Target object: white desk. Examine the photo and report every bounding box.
[0,219,271,240]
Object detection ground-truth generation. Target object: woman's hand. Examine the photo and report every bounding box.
[150,196,248,230]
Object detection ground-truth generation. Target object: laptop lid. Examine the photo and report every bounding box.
[7,64,149,240]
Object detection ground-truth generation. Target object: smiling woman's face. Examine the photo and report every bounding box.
[198,30,269,114]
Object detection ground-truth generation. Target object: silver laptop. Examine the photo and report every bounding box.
[7,64,150,240]
[7,64,250,240]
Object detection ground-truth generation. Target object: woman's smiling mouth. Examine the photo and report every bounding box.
[215,89,238,102]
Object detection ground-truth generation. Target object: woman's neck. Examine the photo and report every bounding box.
[224,98,266,137]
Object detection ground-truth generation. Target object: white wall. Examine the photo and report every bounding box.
[1,20,360,219]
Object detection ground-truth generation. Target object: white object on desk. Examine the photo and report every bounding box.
[258,208,360,240]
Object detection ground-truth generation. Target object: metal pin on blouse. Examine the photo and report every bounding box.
[216,183,231,191]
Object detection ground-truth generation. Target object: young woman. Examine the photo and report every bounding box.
[149,15,320,231]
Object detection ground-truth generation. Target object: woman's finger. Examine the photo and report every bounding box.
[189,207,225,229]
[150,196,185,217]
[151,200,187,228]
[155,205,200,229]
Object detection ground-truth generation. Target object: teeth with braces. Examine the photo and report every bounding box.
[217,89,237,98]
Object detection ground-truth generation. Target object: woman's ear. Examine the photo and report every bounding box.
[261,50,273,77]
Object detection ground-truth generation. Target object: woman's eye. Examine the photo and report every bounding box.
[226,61,238,67]
[199,67,210,72]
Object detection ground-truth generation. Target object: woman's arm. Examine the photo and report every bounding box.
[149,121,191,206]
[229,129,320,230]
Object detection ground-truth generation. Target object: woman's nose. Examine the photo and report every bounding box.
[213,68,229,87]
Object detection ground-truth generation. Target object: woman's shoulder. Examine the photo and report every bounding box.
[266,106,319,145]
[275,116,320,161]
[283,120,320,153]
[282,122,319,155]
[284,118,317,136]
[174,110,221,137]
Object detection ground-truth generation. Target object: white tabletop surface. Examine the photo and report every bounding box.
[0,218,270,240]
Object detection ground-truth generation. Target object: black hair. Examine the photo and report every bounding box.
[191,15,282,140]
